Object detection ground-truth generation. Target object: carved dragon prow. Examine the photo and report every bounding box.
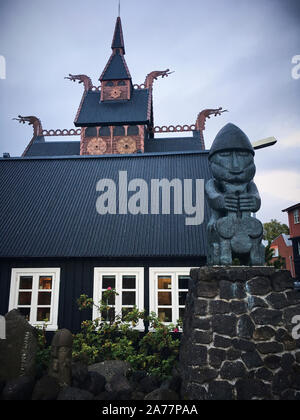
[196,107,228,131]
[65,74,93,92]
[144,69,174,89]
[13,115,43,137]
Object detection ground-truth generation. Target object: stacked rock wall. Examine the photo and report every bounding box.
[180,267,300,400]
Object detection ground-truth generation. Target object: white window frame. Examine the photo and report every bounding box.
[149,267,193,328]
[9,268,60,331]
[93,267,144,330]
[294,209,300,224]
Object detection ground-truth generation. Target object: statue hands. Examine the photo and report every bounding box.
[224,194,239,212]
[239,193,257,212]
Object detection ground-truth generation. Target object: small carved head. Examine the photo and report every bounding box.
[209,123,256,184]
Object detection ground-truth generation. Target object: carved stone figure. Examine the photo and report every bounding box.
[48,329,73,386]
[0,310,38,381]
[205,123,265,266]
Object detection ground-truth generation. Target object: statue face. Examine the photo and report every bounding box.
[210,150,256,183]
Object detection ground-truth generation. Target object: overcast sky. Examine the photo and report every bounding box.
[0,0,299,225]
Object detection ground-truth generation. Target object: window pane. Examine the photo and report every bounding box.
[18,307,31,321]
[122,276,136,289]
[37,308,51,322]
[179,276,190,290]
[39,276,52,290]
[158,276,171,290]
[122,291,136,305]
[102,276,116,289]
[158,292,172,306]
[38,292,52,306]
[101,308,115,322]
[19,276,33,290]
[18,292,32,306]
[179,308,185,321]
[99,126,111,136]
[158,308,172,322]
[179,291,188,306]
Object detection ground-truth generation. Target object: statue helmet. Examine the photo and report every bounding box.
[209,123,255,159]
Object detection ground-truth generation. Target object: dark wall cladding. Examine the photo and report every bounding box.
[0,152,211,259]
[0,256,204,333]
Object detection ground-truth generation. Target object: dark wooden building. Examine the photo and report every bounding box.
[0,16,226,333]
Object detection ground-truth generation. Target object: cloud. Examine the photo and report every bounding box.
[255,170,300,203]
[277,131,300,149]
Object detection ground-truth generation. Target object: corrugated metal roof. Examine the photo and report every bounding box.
[25,141,80,157]
[0,152,211,258]
[75,89,150,126]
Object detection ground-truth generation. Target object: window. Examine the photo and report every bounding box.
[294,210,300,224]
[93,268,144,330]
[9,268,60,331]
[85,127,97,137]
[113,126,125,136]
[99,126,111,136]
[117,81,126,86]
[127,125,139,136]
[149,268,192,326]
[298,240,300,256]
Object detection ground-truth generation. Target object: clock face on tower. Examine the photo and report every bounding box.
[86,137,107,155]
[110,87,122,99]
[116,137,137,154]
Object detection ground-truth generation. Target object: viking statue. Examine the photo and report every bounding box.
[205,123,265,266]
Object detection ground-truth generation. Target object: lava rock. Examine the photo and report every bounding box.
[209,300,230,315]
[241,351,263,369]
[139,375,161,394]
[144,388,179,400]
[88,360,131,383]
[251,308,282,326]
[220,281,246,300]
[209,348,226,369]
[214,335,232,349]
[220,362,246,380]
[253,326,275,341]
[2,376,35,400]
[246,276,272,296]
[211,314,237,337]
[57,386,94,400]
[72,362,89,389]
[207,381,234,400]
[85,371,106,395]
[256,342,284,354]
[32,375,60,401]
[237,315,255,339]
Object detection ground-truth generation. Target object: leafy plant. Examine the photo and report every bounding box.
[73,290,181,380]
[36,321,51,373]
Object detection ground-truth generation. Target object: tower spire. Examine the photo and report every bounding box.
[111,15,125,55]
[118,0,120,17]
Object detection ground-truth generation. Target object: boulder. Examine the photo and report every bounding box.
[2,376,35,400]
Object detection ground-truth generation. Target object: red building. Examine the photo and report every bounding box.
[270,234,295,277]
[283,203,300,279]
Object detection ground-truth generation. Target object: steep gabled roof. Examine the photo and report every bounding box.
[75,89,150,126]
[100,51,131,81]
[99,17,131,81]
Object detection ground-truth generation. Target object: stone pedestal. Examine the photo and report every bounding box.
[179,267,300,400]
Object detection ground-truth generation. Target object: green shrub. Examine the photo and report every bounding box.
[73,290,181,380]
